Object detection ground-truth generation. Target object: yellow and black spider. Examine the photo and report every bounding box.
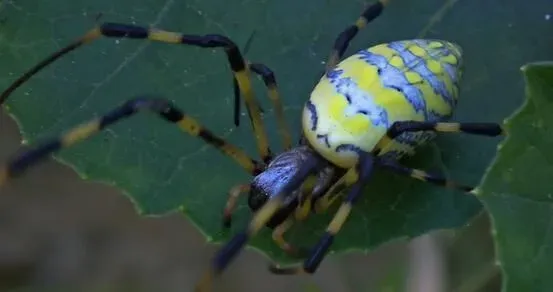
[0,0,506,291]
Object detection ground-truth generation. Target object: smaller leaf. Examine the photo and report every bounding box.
[478,61,553,292]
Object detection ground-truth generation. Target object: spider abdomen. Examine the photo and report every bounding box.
[302,39,463,168]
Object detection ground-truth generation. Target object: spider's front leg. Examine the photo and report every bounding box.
[0,23,277,164]
[269,151,376,275]
[270,215,313,258]
[247,63,293,151]
[0,96,263,187]
[195,156,324,292]
[221,170,329,258]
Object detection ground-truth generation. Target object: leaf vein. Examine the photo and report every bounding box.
[41,0,176,135]
[417,0,460,38]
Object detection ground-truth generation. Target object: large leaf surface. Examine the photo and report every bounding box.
[0,0,551,263]
[478,62,553,292]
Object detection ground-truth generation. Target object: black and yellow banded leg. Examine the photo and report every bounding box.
[222,184,251,228]
[248,63,293,151]
[196,197,283,292]
[232,77,267,125]
[326,0,391,71]
[390,121,504,139]
[0,96,264,188]
[376,120,505,151]
[376,158,474,193]
[0,22,273,164]
[295,197,312,221]
[0,35,93,104]
[272,217,308,257]
[312,168,358,214]
[269,152,376,275]
[195,155,325,292]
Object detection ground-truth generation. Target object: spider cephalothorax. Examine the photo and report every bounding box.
[247,144,337,228]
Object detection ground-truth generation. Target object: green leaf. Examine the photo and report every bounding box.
[0,0,551,266]
[478,62,553,291]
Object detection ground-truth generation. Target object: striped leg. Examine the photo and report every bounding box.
[249,63,293,151]
[222,184,251,228]
[312,169,357,214]
[222,170,315,229]
[326,0,391,71]
[0,96,263,187]
[377,120,505,149]
[390,121,505,137]
[232,77,267,126]
[195,156,324,292]
[0,22,272,164]
[233,62,292,151]
[269,152,376,275]
[271,217,308,257]
[377,158,474,193]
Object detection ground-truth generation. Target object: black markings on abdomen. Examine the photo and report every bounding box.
[306,101,318,131]
[336,144,363,154]
[344,93,352,104]
[316,134,331,148]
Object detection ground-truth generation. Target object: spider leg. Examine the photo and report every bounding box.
[313,170,354,214]
[294,195,312,221]
[271,217,308,257]
[222,163,314,229]
[195,155,324,292]
[269,151,376,275]
[272,180,328,257]
[222,184,250,228]
[231,77,266,126]
[223,182,316,256]
[326,0,392,71]
[377,158,474,193]
[0,96,264,187]
[0,23,273,164]
[248,63,293,151]
[375,120,505,151]
[272,217,296,255]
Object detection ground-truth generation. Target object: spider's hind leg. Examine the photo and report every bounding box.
[326,0,391,71]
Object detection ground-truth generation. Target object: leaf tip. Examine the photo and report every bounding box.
[470,187,482,196]
[521,61,553,75]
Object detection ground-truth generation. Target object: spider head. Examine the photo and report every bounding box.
[247,182,298,228]
[247,183,271,211]
[247,145,329,228]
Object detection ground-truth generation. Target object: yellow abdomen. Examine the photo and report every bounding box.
[303,39,463,168]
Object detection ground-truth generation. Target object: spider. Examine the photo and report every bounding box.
[0,1,506,291]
